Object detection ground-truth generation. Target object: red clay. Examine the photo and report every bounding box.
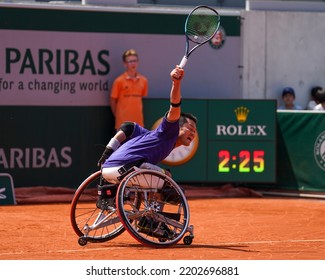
[0,197,324,260]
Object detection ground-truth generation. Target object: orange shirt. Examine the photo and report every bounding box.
[110,72,148,129]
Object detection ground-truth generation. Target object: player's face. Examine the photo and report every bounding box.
[179,119,197,146]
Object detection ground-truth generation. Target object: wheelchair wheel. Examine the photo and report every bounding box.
[116,169,191,248]
[70,171,125,244]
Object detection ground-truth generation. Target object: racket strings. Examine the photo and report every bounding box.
[186,10,220,44]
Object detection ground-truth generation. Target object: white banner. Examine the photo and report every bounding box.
[0,29,241,106]
[1,30,112,106]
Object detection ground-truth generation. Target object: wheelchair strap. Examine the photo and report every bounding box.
[117,159,145,181]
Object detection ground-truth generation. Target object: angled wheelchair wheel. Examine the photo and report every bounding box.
[70,171,125,244]
[116,169,192,248]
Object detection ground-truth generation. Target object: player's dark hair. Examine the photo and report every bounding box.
[179,112,197,127]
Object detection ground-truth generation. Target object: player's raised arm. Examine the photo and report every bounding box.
[167,66,184,122]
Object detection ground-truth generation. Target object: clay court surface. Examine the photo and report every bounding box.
[1,195,325,260]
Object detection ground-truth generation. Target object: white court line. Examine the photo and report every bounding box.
[217,239,325,246]
[261,191,325,199]
[1,238,325,257]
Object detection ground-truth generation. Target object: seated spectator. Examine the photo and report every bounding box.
[313,88,325,111]
[306,86,322,110]
[278,87,303,110]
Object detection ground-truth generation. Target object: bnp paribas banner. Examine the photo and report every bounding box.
[0,4,242,105]
[0,29,111,106]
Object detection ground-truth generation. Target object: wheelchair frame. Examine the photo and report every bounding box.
[70,169,194,248]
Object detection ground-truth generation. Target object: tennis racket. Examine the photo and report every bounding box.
[178,5,220,68]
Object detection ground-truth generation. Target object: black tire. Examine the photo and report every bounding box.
[70,171,125,243]
[183,236,193,245]
[78,237,88,246]
[116,169,190,248]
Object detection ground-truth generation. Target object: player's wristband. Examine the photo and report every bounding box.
[170,99,182,107]
[107,138,120,151]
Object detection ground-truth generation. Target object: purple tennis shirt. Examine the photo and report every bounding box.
[102,116,179,168]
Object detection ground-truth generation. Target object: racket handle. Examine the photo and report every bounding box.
[179,56,188,68]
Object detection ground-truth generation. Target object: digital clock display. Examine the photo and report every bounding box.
[208,141,276,183]
[218,150,265,173]
[206,100,276,183]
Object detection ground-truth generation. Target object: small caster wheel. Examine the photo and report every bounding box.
[78,237,88,246]
[183,236,193,245]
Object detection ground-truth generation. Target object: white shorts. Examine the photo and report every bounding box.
[101,165,124,184]
[102,162,164,188]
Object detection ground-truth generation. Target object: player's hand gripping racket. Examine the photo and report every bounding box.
[178,5,220,68]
